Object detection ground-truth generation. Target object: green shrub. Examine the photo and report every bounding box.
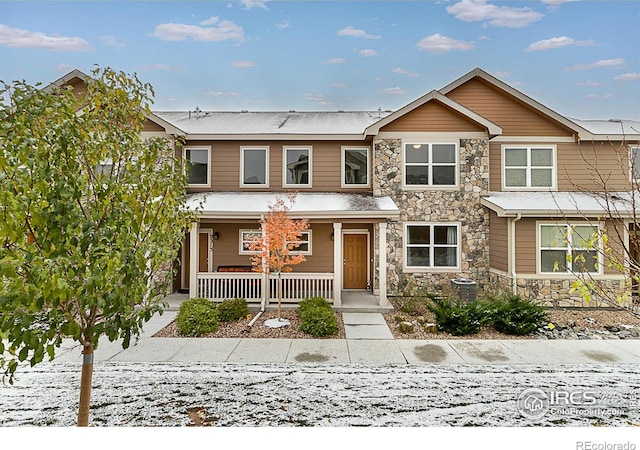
[217,298,249,322]
[176,298,219,336]
[488,294,548,335]
[426,296,488,336]
[299,297,338,337]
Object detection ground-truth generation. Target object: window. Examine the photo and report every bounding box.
[539,224,600,274]
[342,147,369,187]
[404,223,459,269]
[184,147,210,186]
[239,230,262,254]
[404,143,457,188]
[241,147,269,187]
[630,146,640,182]
[95,159,114,177]
[239,229,312,255]
[503,146,554,189]
[284,147,312,187]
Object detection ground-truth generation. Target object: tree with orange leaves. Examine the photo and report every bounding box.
[250,193,309,321]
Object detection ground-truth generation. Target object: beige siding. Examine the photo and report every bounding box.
[185,140,373,193]
[446,78,574,137]
[380,100,485,132]
[489,211,509,272]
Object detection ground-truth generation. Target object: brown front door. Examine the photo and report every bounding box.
[183,232,210,289]
[343,234,368,289]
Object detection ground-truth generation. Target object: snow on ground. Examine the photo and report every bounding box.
[1,362,639,427]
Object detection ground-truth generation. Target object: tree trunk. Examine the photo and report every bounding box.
[277,272,282,319]
[77,340,94,427]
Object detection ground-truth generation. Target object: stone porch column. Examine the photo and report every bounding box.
[378,222,389,307]
[333,222,342,307]
[189,221,199,299]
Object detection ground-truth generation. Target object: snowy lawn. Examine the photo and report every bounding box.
[1,362,639,427]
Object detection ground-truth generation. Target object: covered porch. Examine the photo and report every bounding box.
[179,192,400,308]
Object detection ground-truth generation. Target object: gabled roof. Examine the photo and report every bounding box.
[364,89,502,137]
[41,69,91,93]
[440,68,599,140]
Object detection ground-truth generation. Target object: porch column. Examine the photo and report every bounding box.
[189,221,199,299]
[333,222,342,307]
[378,222,389,307]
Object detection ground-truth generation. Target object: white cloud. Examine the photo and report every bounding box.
[586,93,614,100]
[276,20,290,30]
[304,93,332,106]
[55,63,75,72]
[565,58,626,71]
[542,0,579,9]
[614,73,640,81]
[99,35,125,47]
[238,0,268,10]
[494,71,510,78]
[152,17,244,42]
[392,68,419,78]
[204,90,241,97]
[0,24,93,51]
[526,36,594,52]
[324,58,346,64]
[416,33,475,54]
[382,87,406,95]
[577,80,604,87]
[446,0,543,28]
[332,82,348,88]
[230,60,256,68]
[337,26,381,40]
[359,49,378,57]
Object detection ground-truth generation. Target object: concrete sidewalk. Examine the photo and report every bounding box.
[48,310,640,366]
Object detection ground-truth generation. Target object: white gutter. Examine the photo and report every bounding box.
[511,213,522,295]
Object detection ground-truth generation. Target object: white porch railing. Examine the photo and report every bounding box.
[196,272,334,303]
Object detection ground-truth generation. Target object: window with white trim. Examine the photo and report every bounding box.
[342,147,369,187]
[238,229,312,255]
[241,147,268,187]
[630,146,640,182]
[404,143,457,188]
[284,147,311,187]
[184,147,210,186]
[404,223,459,269]
[539,223,600,274]
[504,146,555,189]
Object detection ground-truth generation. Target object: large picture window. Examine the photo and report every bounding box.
[185,147,210,186]
[284,147,312,187]
[241,147,268,187]
[539,223,600,274]
[504,146,555,189]
[342,147,369,187]
[404,143,457,188]
[404,223,459,269]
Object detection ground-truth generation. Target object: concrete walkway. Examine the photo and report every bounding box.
[48,310,640,366]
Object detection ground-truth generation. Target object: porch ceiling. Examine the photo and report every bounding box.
[185,192,400,220]
[481,191,640,218]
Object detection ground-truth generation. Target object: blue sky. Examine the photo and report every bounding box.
[2,0,639,120]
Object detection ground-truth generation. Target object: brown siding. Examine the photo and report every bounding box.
[490,140,632,192]
[515,219,537,274]
[143,118,165,132]
[380,101,485,133]
[489,211,509,272]
[446,78,574,137]
[186,140,373,193]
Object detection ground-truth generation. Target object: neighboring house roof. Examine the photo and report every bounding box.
[153,111,391,140]
[569,119,640,141]
[364,89,503,137]
[41,69,90,93]
[184,192,400,220]
[481,191,640,218]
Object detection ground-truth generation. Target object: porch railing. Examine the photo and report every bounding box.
[196,272,334,303]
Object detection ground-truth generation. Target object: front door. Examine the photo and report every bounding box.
[183,232,211,289]
[343,234,368,289]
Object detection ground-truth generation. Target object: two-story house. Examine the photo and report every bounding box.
[48,68,640,310]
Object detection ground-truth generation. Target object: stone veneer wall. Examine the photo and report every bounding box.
[374,138,490,296]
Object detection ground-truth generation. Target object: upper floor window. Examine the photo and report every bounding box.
[404,223,459,270]
[630,146,640,182]
[503,146,555,190]
[342,147,369,187]
[539,223,600,274]
[241,147,269,187]
[403,142,457,188]
[184,147,210,186]
[284,146,312,187]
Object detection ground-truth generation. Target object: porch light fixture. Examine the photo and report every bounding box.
[412,144,422,149]
[213,232,219,240]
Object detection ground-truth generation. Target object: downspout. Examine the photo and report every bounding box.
[248,215,268,327]
[511,213,522,295]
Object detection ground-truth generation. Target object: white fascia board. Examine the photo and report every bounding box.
[146,112,185,136]
[182,133,368,141]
